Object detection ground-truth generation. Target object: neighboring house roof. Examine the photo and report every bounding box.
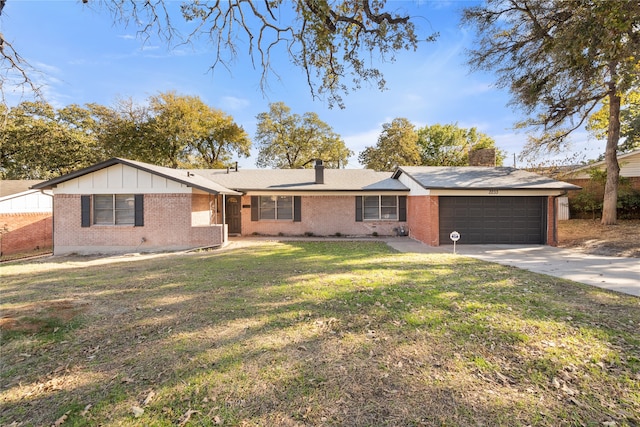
[565,149,640,178]
[193,168,408,192]
[0,180,52,214]
[1,180,46,197]
[31,158,241,195]
[393,166,580,190]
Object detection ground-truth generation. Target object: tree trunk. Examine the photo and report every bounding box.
[601,83,621,225]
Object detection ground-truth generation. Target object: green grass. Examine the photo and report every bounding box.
[1,241,639,426]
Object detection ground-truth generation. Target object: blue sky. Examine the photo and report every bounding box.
[2,0,600,168]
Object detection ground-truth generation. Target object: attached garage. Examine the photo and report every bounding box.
[392,166,581,247]
[439,196,547,244]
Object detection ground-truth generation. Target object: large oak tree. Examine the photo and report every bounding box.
[0,101,106,179]
[96,92,251,169]
[0,93,250,178]
[417,123,505,166]
[255,101,351,168]
[358,117,421,171]
[463,0,640,224]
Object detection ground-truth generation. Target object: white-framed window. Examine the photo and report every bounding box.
[259,196,293,220]
[363,195,398,220]
[93,194,135,225]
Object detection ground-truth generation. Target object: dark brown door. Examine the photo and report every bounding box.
[439,196,546,244]
[226,197,242,235]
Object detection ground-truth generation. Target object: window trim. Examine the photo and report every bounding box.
[356,195,406,222]
[251,195,301,222]
[363,195,398,221]
[82,194,143,227]
[93,194,136,225]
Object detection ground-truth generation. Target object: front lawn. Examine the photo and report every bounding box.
[1,241,639,426]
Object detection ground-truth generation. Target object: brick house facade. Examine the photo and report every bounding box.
[33,158,578,255]
[0,182,53,257]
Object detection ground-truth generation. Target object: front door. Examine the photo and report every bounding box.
[226,196,242,235]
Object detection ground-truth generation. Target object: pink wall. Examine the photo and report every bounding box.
[0,213,52,256]
[239,195,407,237]
[406,196,439,246]
[53,194,224,255]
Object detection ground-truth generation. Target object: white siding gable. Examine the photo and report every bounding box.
[0,190,53,213]
[396,172,431,196]
[570,151,640,179]
[53,164,191,195]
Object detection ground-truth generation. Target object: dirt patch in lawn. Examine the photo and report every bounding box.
[0,299,90,334]
[1,242,639,426]
[557,219,640,257]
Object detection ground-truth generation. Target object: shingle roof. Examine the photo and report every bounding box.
[394,166,580,190]
[192,168,408,192]
[1,180,46,197]
[31,158,241,195]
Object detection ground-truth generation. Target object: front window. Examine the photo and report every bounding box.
[363,196,398,220]
[94,194,135,225]
[259,196,293,220]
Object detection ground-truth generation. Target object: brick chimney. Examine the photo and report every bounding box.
[315,159,324,184]
[469,148,496,166]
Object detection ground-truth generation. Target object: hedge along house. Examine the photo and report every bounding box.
[393,167,580,246]
[32,158,579,255]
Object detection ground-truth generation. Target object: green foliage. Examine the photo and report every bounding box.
[255,102,352,169]
[571,191,603,220]
[358,117,421,171]
[101,92,251,169]
[0,92,250,178]
[569,168,640,219]
[416,123,505,166]
[617,187,640,220]
[1,102,106,179]
[463,0,640,223]
[360,119,505,170]
[587,89,640,153]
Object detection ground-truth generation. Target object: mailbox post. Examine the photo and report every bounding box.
[449,231,460,254]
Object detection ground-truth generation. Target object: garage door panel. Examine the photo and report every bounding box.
[439,196,546,244]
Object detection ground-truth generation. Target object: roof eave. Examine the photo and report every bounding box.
[30,158,240,195]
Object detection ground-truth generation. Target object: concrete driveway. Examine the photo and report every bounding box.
[387,239,640,297]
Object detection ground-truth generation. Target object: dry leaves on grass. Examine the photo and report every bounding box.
[558,219,640,257]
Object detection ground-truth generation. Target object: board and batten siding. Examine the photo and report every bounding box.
[0,190,52,214]
[52,164,192,195]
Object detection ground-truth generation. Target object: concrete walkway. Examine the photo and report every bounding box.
[386,239,640,297]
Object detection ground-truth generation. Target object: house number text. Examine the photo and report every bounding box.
[488,189,499,194]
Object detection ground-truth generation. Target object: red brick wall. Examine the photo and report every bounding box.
[407,196,439,246]
[239,195,407,237]
[53,194,224,255]
[0,213,52,256]
[547,196,558,246]
[407,195,558,247]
